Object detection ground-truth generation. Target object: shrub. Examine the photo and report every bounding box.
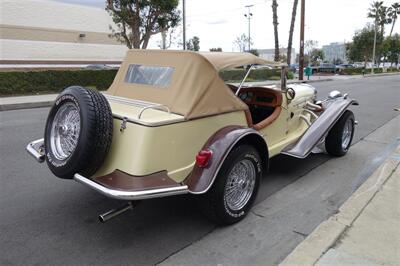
[340,67,399,75]
[0,69,118,96]
[219,68,285,82]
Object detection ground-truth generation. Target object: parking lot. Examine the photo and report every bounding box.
[1,75,399,265]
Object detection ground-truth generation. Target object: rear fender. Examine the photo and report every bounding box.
[184,126,268,194]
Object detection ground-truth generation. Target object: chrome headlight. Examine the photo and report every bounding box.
[328,90,343,100]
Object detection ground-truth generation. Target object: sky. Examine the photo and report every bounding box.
[51,0,400,51]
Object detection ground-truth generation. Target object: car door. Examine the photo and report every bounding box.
[258,91,289,156]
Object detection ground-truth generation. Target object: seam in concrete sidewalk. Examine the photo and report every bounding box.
[280,145,400,266]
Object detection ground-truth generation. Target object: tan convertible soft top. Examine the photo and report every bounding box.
[107,49,276,119]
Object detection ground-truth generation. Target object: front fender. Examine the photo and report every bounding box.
[184,126,267,194]
[282,98,358,158]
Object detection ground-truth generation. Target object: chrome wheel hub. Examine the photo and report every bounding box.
[342,119,353,150]
[224,159,256,211]
[50,103,80,160]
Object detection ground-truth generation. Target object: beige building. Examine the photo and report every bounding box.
[0,0,128,66]
[258,48,296,64]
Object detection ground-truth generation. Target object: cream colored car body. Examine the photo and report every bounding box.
[29,50,354,205]
[94,83,315,183]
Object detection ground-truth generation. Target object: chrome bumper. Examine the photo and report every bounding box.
[26,138,45,163]
[73,173,189,201]
[26,138,188,201]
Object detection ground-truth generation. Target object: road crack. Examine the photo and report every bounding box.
[251,210,266,218]
[292,230,308,238]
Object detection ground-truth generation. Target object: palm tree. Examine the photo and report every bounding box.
[271,0,279,61]
[287,0,299,65]
[388,2,400,37]
[368,1,384,70]
[378,6,391,36]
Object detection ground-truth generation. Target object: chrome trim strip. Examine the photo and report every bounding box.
[74,173,189,200]
[112,113,185,127]
[26,138,45,163]
[303,109,319,120]
[305,101,322,110]
[299,114,311,126]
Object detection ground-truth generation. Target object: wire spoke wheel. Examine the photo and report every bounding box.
[341,118,353,150]
[50,102,80,161]
[325,110,355,157]
[224,159,256,211]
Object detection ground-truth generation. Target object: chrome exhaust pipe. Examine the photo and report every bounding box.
[99,202,136,223]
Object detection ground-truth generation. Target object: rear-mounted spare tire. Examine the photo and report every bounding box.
[44,86,113,179]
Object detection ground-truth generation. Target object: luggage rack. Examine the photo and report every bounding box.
[137,104,170,119]
[105,94,184,127]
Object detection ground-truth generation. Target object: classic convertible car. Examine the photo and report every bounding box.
[27,50,358,224]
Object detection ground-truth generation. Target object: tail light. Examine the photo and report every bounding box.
[196,149,213,168]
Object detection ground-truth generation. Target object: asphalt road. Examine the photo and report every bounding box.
[0,75,399,265]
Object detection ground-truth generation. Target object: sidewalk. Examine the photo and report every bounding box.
[281,145,400,266]
[0,93,57,111]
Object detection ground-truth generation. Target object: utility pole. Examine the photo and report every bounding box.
[183,0,186,50]
[371,18,377,74]
[299,0,305,80]
[244,5,253,52]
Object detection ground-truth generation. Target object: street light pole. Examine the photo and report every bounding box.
[299,0,305,80]
[244,5,253,52]
[183,0,186,50]
[371,18,377,74]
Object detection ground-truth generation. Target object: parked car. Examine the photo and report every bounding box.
[317,63,337,73]
[338,64,354,69]
[27,50,358,225]
[289,64,299,73]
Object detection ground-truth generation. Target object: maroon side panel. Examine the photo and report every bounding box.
[95,170,178,191]
[184,126,266,194]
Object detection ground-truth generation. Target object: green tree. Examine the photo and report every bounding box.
[106,0,180,49]
[186,36,200,51]
[309,48,324,65]
[271,0,280,61]
[368,1,387,36]
[388,2,400,37]
[368,1,391,65]
[382,34,400,66]
[249,49,259,56]
[346,24,383,67]
[287,0,299,65]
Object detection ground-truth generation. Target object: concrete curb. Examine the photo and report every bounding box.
[293,78,333,84]
[0,101,54,111]
[280,145,400,266]
[363,72,400,78]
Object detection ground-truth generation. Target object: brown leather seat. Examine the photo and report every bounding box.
[252,106,282,130]
[239,87,282,131]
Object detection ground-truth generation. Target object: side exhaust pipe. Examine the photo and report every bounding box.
[99,202,137,223]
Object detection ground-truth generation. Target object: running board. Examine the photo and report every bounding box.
[281,99,358,159]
